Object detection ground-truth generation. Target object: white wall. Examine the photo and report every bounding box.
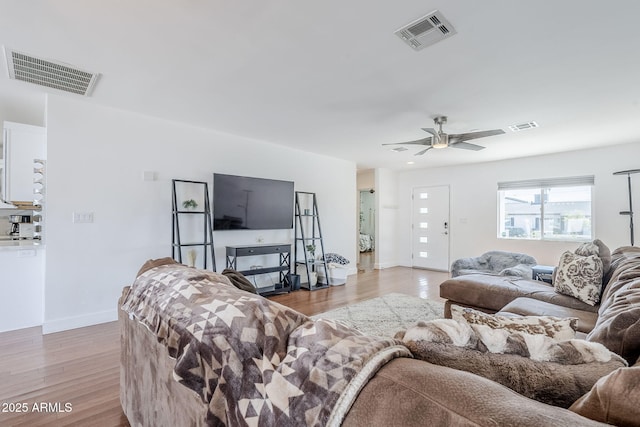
[375,168,398,268]
[44,95,356,333]
[396,142,640,267]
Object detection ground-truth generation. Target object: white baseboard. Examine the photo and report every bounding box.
[374,261,398,269]
[43,309,118,334]
[345,266,358,276]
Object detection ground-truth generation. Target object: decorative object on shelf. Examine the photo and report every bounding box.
[186,249,197,267]
[306,244,316,264]
[613,169,640,246]
[182,199,198,210]
[32,159,45,241]
[308,271,318,287]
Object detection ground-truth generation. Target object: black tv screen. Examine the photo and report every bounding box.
[213,173,294,230]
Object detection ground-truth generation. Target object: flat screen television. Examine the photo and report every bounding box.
[213,173,294,230]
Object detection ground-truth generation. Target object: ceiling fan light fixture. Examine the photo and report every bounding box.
[432,134,448,149]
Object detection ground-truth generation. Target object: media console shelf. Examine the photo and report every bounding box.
[225,243,291,296]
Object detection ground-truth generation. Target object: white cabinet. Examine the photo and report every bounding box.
[2,121,46,204]
[0,246,44,332]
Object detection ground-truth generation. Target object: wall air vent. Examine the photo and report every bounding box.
[3,47,100,96]
[395,10,457,51]
[508,121,539,132]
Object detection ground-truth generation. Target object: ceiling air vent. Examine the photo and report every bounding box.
[3,47,100,96]
[508,121,539,132]
[395,10,457,51]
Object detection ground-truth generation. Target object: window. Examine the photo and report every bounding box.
[497,176,594,241]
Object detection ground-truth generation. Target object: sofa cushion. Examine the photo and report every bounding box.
[498,297,598,334]
[440,274,599,314]
[586,281,640,365]
[451,305,577,341]
[569,360,640,426]
[585,247,640,365]
[554,251,603,306]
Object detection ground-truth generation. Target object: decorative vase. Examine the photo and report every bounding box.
[187,249,197,267]
[309,272,318,287]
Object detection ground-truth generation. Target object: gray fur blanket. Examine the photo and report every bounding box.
[398,320,627,407]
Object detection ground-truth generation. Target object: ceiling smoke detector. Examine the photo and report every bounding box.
[508,121,539,132]
[395,10,457,51]
[3,47,100,96]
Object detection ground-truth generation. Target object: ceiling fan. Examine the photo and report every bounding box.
[383,116,505,156]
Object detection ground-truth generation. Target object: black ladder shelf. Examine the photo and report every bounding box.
[294,191,329,290]
[171,179,216,271]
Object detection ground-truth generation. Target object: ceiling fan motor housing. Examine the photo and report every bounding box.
[432,133,448,148]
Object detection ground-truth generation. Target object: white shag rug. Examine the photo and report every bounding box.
[311,292,444,338]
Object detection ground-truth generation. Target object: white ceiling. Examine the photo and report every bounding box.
[2,1,640,170]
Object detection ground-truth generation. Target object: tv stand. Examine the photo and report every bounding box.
[225,243,291,296]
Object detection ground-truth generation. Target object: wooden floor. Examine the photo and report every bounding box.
[0,266,449,426]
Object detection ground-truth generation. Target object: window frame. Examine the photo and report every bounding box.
[497,176,595,242]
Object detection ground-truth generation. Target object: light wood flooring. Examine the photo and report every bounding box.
[0,266,449,426]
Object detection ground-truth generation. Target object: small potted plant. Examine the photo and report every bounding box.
[182,199,198,210]
[306,244,316,263]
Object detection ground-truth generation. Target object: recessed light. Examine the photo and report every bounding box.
[407,161,415,165]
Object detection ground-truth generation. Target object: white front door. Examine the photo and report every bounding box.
[412,185,450,271]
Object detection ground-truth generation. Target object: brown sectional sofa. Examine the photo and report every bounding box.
[440,273,600,333]
[120,249,640,426]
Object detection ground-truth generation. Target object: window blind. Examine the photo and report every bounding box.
[497,175,595,190]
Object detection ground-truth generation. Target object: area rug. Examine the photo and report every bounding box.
[311,293,444,338]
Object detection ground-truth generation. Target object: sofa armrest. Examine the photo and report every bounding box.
[342,358,607,427]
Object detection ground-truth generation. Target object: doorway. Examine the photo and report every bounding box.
[358,189,375,271]
[412,185,450,271]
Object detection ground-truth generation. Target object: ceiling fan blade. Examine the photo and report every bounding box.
[449,129,505,143]
[448,141,485,151]
[382,137,432,146]
[421,127,438,137]
[414,147,433,156]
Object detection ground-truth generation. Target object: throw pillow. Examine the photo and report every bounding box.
[136,257,178,277]
[451,306,578,341]
[324,253,350,265]
[569,360,640,425]
[221,269,258,294]
[554,251,603,306]
[574,239,612,286]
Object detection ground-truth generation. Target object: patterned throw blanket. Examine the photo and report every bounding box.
[121,264,410,426]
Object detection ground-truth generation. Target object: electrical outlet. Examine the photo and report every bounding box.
[72,212,94,223]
